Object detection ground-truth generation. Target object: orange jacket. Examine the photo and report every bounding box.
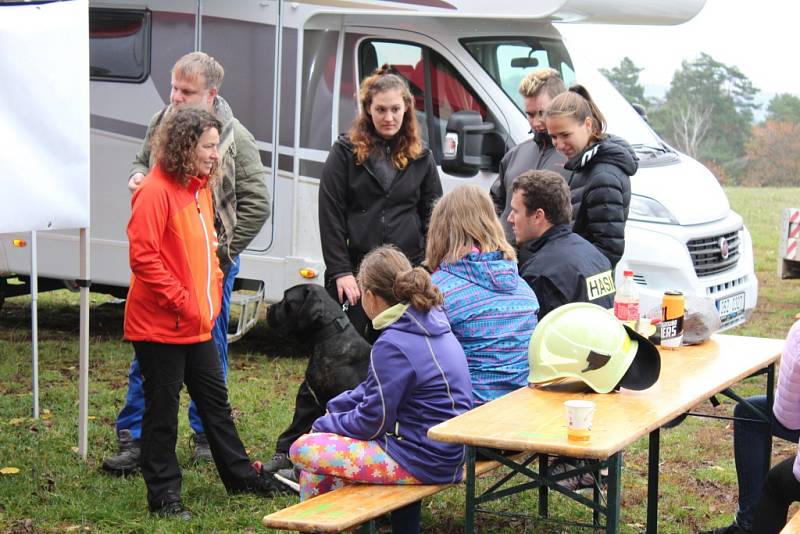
[124,164,223,344]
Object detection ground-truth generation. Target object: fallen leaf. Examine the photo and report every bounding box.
[8,418,26,426]
[87,416,96,421]
[0,467,20,475]
[71,447,79,454]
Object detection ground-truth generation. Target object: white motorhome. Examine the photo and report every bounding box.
[0,0,756,335]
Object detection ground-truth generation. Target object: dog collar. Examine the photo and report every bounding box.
[313,315,352,342]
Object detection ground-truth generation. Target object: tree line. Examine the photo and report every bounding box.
[600,54,800,186]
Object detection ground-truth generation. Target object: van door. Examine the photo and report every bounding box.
[200,2,278,255]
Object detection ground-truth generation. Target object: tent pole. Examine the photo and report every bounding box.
[31,230,39,419]
[78,227,90,459]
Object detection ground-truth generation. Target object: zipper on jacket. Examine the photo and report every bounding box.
[196,191,214,322]
[176,314,180,330]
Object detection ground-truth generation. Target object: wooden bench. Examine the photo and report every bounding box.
[782,508,800,534]
[262,453,532,533]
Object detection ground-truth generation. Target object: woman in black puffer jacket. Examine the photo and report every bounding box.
[545,86,637,267]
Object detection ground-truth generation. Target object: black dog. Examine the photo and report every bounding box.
[265,284,371,470]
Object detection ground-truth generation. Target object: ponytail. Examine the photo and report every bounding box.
[393,267,443,312]
[357,246,443,312]
[545,84,606,144]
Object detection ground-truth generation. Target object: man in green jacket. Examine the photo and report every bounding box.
[103,51,271,474]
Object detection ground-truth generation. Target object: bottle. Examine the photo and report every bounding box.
[614,270,640,328]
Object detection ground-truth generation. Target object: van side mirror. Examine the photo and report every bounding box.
[631,102,649,123]
[442,111,496,176]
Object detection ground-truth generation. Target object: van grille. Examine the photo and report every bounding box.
[687,229,741,277]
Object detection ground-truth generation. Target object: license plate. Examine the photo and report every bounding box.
[716,292,745,320]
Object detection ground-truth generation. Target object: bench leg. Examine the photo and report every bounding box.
[465,446,476,534]
[391,501,421,534]
[606,452,623,534]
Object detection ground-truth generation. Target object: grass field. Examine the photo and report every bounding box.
[0,187,799,533]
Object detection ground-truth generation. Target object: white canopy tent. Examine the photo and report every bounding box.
[0,0,91,458]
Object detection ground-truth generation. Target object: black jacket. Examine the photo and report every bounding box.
[565,135,637,268]
[490,131,568,244]
[319,134,443,281]
[519,223,615,319]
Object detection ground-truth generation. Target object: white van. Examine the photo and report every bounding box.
[0,0,756,334]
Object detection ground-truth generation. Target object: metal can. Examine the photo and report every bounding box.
[660,291,685,349]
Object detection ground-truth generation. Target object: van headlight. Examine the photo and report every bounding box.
[628,195,678,224]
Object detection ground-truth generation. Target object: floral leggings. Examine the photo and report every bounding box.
[289,433,421,500]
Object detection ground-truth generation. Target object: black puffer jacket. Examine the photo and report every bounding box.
[565,135,637,268]
[319,134,443,281]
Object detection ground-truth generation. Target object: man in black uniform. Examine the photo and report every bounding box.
[508,170,615,319]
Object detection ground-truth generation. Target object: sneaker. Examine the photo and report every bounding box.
[152,500,192,521]
[548,458,600,492]
[238,461,294,497]
[698,523,750,534]
[274,467,301,494]
[261,451,293,474]
[191,433,213,464]
[101,429,141,476]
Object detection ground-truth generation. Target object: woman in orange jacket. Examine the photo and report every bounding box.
[124,107,279,518]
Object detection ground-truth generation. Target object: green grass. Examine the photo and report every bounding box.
[1,187,799,533]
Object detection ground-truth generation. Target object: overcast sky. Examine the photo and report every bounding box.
[557,0,797,107]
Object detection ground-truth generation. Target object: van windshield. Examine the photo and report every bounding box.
[462,36,576,112]
[462,36,673,161]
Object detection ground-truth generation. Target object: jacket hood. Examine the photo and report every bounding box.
[438,251,520,293]
[566,134,638,175]
[376,303,452,337]
[164,95,234,128]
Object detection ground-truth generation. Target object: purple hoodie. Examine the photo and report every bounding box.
[312,304,473,484]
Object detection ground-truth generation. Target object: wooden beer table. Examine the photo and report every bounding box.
[428,334,784,533]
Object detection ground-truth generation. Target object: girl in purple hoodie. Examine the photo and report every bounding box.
[289,246,473,513]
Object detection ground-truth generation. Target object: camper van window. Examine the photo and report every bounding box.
[89,8,151,83]
[461,37,574,114]
[360,39,491,162]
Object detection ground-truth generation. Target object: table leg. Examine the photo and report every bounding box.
[765,363,775,477]
[465,446,476,534]
[606,452,623,534]
[538,454,549,518]
[647,428,660,534]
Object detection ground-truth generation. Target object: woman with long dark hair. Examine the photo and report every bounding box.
[318,64,443,336]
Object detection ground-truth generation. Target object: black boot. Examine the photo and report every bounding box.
[101,429,141,476]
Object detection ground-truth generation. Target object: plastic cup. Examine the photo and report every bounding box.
[565,399,595,441]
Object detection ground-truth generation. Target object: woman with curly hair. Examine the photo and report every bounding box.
[125,107,277,518]
[319,64,443,337]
